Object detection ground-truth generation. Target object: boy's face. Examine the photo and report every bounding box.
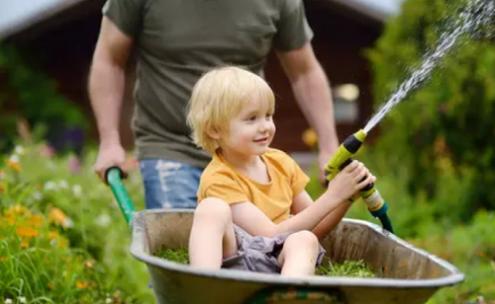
[220,95,275,158]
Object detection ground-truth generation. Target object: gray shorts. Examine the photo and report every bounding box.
[221,225,326,274]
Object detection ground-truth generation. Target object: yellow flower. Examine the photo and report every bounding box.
[49,208,71,227]
[29,214,44,228]
[4,214,16,226]
[58,238,68,248]
[48,230,59,240]
[76,280,89,289]
[7,160,21,172]
[84,260,95,269]
[4,205,31,226]
[6,204,30,216]
[20,239,30,249]
[302,128,318,148]
[16,226,39,238]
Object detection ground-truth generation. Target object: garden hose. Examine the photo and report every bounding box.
[325,129,394,233]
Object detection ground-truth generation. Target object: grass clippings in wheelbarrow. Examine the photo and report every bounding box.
[155,248,375,278]
[155,248,189,264]
[316,260,375,278]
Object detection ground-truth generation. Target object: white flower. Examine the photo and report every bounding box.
[15,146,25,155]
[64,218,74,229]
[47,162,56,171]
[32,191,43,201]
[96,214,111,227]
[58,180,69,189]
[9,154,19,163]
[4,299,13,304]
[44,181,57,191]
[105,298,113,304]
[18,297,27,304]
[72,184,82,197]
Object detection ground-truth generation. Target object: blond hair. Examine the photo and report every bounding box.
[187,66,275,154]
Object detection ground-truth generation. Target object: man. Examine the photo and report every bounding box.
[89,0,339,209]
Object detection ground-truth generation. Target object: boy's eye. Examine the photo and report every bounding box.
[248,115,257,121]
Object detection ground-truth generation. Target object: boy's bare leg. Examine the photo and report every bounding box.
[189,198,237,269]
[278,230,320,276]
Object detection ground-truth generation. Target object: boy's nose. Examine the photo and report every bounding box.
[258,121,270,132]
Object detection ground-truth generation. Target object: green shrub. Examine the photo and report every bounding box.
[0,46,88,152]
[409,211,495,303]
[368,0,495,220]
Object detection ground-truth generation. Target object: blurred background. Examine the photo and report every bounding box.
[1,0,494,303]
[0,0,403,153]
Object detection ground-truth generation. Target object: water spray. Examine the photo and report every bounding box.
[365,0,494,133]
[324,0,494,234]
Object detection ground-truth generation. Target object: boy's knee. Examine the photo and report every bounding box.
[195,197,232,222]
[286,230,319,249]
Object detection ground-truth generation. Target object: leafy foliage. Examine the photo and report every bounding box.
[0,46,88,153]
[0,205,112,303]
[0,143,153,303]
[368,0,495,217]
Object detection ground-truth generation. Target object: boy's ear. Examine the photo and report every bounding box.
[206,126,221,140]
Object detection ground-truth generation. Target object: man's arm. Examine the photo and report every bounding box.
[89,16,133,180]
[276,43,339,179]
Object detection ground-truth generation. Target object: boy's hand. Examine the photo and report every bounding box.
[325,160,376,202]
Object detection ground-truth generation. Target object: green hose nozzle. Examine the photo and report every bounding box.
[325,129,394,233]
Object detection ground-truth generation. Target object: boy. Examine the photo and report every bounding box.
[187,67,375,277]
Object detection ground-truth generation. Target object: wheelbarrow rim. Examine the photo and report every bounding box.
[129,209,464,289]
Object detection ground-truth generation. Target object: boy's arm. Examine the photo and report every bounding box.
[291,192,353,240]
[231,161,374,237]
[230,188,343,238]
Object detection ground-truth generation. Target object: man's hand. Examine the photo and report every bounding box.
[318,146,337,185]
[94,143,126,182]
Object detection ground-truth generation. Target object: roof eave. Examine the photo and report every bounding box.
[0,0,87,40]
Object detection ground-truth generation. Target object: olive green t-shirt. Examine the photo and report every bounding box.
[103,0,313,168]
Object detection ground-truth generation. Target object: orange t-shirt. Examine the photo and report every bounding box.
[197,149,309,223]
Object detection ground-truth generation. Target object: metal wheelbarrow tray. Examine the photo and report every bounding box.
[129,209,464,304]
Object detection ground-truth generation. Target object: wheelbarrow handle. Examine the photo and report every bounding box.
[105,166,136,225]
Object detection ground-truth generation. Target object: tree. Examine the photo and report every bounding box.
[368,0,495,220]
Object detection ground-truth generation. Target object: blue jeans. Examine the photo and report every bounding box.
[139,159,203,209]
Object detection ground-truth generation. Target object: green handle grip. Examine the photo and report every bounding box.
[105,167,136,225]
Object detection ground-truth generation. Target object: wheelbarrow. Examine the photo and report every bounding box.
[106,168,464,304]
